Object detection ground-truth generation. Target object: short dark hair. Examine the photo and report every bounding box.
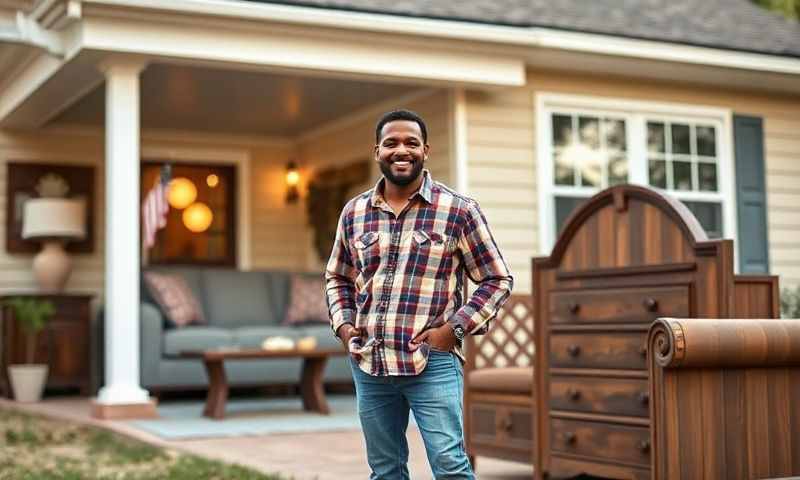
[375,109,428,144]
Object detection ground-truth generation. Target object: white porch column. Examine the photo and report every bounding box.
[93,58,156,417]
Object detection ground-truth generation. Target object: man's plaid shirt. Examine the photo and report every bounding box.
[325,170,513,376]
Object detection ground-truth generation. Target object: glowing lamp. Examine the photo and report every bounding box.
[206,174,219,188]
[182,202,213,233]
[286,161,300,203]
[168,177,197,209]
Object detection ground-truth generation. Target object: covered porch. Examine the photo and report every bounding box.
[0,0,524,421]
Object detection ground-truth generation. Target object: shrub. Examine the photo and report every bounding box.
[780,285,800,318]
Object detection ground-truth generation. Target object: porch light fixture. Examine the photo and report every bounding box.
[286,161,300,204]
[168,177,197,209]
[182,202,213,233]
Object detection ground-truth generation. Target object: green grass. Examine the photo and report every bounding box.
[0,407,290,480]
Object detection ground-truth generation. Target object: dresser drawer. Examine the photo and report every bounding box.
[469,402,534,453]
[550,376,649,417]
[551,418,651,467]
[550,332,647,370]
[550,286,689,325]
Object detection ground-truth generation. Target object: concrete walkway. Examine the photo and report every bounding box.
[1,396,533,479]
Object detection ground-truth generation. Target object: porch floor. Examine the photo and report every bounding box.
[0,396,533,479]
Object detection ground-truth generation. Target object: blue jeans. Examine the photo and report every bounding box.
[350,350,475,480]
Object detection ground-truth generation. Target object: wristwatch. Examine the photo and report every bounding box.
[452,324,465,342]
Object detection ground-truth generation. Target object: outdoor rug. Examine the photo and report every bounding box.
[127,394,417,440]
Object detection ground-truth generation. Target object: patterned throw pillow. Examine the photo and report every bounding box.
[143,272,206,328]
[283,274,329,326]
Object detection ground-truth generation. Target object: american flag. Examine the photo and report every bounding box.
[142,164,172,249]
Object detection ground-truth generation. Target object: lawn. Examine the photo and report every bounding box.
[0,407,289,480]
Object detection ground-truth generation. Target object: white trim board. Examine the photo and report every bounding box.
[78,0,800,77]
[140,144,252,271]
[535,92,738,269]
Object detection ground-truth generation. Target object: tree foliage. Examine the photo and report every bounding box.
[752,0,800,20]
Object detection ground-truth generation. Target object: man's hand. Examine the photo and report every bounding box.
[409,323,457,352]
[336,324,363,353]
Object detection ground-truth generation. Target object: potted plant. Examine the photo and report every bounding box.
[3,297,55,402]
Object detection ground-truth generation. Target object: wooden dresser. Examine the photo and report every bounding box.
[532,185,779,480]
[1,294,95,397]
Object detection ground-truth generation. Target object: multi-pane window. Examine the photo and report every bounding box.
[544,104,729,244]
[552,113,628,189]
[647,121,719,192]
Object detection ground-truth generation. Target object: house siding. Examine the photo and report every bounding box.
[465,69,800,293]
[0,131,105,296]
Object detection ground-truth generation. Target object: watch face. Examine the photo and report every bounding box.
[454,326,465,340]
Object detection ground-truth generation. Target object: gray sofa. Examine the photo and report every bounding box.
[138,267,351,391]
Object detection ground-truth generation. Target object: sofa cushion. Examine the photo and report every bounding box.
[467,367,533,394]
[232,326,307,349]
[143,271,206,328]
[283,274,329,326]
[163,327,234,356]
[202,270,277,328]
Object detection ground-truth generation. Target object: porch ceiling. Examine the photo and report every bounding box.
[50,63,420,137]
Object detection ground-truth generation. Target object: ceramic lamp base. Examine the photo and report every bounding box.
[32,240,72,292]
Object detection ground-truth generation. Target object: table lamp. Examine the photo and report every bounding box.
[22,198,86,292]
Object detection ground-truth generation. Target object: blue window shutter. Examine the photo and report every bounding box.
[733,115,769,273]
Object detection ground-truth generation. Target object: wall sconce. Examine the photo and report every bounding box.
[286,161,300,204]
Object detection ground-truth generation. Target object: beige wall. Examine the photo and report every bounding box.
[0,130,105,296]
[466,69,800,293]
[0,128,296,299]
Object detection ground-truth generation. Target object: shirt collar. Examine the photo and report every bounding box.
[370,169,434,209]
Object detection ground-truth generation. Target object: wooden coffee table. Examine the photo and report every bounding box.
[181,347,345,420]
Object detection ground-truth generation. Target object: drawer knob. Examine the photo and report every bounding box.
[564,431,577,445]
[566,344,581,357]
[638,392,650,406]
[637,439,651,453]
[497,416,513,432]
[639,345,648,357]
[566,387,581,401]
[643,297,659,312]
[568,302,580,314]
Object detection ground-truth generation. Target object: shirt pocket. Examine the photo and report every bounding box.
[353,231,381,276]
[411,230,452,264]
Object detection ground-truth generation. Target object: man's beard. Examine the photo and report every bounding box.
[379,158,424,187]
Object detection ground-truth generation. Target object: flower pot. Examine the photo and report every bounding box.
[8,364,48,403]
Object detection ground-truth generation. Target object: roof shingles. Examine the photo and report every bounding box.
[245,0,800,58]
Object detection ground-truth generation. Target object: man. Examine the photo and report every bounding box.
[325,109,513,479]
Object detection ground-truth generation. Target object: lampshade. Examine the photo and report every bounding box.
[22,198,86,240]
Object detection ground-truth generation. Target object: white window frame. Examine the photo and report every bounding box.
[536,93,737,266]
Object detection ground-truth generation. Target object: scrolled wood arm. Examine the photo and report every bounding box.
[648,318,800,369]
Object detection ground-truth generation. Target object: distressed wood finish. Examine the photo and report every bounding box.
[533,185,780,479]
[464,294,535,466]
[649,318,800,480]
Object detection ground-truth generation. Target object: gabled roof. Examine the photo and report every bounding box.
[246,0,800,58]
